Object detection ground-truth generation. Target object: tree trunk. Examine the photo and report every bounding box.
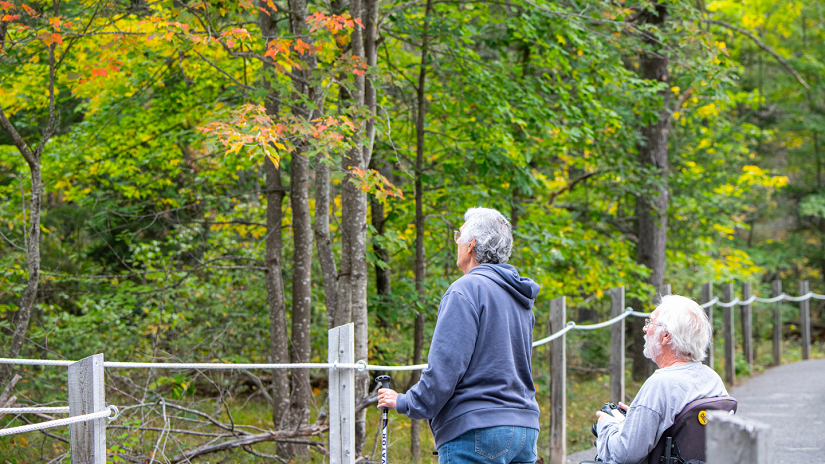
[0,37,57,386]
[348,0,378,452]
[264,158,291,429]
[369,175,392,296]
[316,157,339,330]
[286,0,323,451]
[289,147,313,452]
[410,0,433,458]
[631,3,670,382]
[259,0,291,431]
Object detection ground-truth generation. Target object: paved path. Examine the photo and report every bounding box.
[731,358,825,464]
[565,359,825,464]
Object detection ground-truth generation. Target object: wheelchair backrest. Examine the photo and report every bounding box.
[645,396,738,464]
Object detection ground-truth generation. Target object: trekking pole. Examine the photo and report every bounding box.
[376,375,392,464]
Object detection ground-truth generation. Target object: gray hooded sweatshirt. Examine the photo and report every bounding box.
[395,263,541,448]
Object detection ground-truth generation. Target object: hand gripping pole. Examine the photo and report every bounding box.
[376,375,392,464]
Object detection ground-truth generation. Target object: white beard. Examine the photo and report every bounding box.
[643,329,663,360]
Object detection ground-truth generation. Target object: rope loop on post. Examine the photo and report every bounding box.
[107,405,119,422]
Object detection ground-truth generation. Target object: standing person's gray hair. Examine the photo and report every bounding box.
[457,207,513,264]
[655,295,713,362]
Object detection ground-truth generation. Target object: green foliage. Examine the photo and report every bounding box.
[0,0,823,460]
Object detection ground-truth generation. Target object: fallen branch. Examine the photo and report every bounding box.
[168,423,329,463]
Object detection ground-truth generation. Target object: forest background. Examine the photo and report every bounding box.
[1,0,824,462]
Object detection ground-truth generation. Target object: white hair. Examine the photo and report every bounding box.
[654,295,713,362]
[458,207,513,265]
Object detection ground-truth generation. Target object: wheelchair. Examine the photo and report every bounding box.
[580,396,738,464]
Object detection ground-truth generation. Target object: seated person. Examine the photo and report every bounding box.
[594,295,728,464]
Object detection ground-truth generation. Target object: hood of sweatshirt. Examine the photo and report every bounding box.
[469,263,540,309]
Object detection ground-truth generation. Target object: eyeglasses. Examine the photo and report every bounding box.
[453,230,461,243]
[644,318,665,329]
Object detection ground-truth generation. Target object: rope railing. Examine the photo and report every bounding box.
[0,407,70,414]
[0,405,118,437]
[0,289,817,373]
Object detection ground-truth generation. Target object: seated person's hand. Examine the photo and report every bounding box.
[596,401,629,424]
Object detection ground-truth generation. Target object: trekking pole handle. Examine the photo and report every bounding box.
[376,375,392,411]
[376,375,392,390]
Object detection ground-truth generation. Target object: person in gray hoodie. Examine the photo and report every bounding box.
[377,207,541,464]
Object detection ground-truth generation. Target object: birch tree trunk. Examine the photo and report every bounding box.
[259,0,291,430]
[631,2,671,382]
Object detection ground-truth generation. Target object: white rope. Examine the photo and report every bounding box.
[0,359,368,371]
[102,361,364,370]
[0,407,69,414]
[738,295,757,305]
[366,364,429,371]
[716,298,740,308]
[0,406,117,437]
[532,323,576,347]
[572,308,634,330]
[1,290,822,373]
[753,294,786,303]
[785,292,814,302]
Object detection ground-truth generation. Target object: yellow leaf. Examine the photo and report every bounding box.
[227,142,244,155]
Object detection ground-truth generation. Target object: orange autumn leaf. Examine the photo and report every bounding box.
[1,14,19,21]
[20,3,37,16]
[51,33,63,45]
[294,39,311,55]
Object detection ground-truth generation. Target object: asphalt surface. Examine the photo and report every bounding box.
[730,358,825,464]
[565,359,825,464]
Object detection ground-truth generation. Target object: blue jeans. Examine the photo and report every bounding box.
[438,426,539,464]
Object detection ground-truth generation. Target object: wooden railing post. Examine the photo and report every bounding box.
[701,282,714,369]
[722,283,736,386]
[772,280,782,366]
[741,282,753,370]
[548,297,566,464]
[609,287,625,404]
[800,280,811,360]
[69,353,106,464]
[706,411,772,464]
[329,323,355,464]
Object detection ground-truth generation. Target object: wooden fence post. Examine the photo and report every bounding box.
[741,282,753,370]
[69,353,106,464]
[329,323,355,464]
[772,280,782,366]
[706,411,772,464]
[702,282,714,369]
[800,280,811,360]
[548,297,566,464]
[609,287,625,404]
[722,283,736,386]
